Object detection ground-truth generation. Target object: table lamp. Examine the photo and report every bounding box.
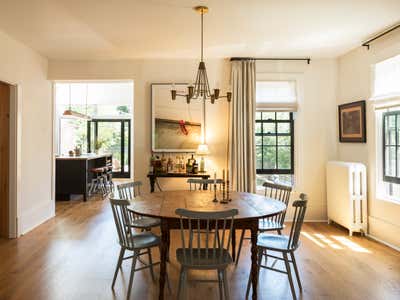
[196,144,209,173]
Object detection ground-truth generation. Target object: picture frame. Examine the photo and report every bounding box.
[338,100,366,143]
[151,83,203,152]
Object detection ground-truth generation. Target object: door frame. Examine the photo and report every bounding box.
[0,78,21,238]
[88,118,132,178]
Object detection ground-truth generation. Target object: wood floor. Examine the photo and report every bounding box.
[0,196,399,300]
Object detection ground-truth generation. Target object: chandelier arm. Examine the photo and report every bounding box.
[203,68,212,97]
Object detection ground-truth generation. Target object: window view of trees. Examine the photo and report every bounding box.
[255,112,294,186]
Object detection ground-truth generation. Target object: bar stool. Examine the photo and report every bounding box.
[89,167,107,197]
[106,165,114,192]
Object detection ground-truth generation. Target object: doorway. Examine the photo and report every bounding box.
[0,81,10,238]
[88,119,131,178]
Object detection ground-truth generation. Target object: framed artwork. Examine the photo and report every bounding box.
[338,100,366,143]
[151,83,202,152]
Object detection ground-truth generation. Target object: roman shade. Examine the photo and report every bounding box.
[256,81,298,111]
[372,54,400,110]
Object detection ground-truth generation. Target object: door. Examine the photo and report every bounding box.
[88,119,131,178]
[0,82,10,237]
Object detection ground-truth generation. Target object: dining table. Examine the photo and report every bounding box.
[126,190,287,300]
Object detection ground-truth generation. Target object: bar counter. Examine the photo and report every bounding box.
[56,153,112,201]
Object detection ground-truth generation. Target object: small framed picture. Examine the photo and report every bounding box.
[338,100,366,143]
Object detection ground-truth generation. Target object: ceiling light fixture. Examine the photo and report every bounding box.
[63,84,91,120]
[171,6,232,104]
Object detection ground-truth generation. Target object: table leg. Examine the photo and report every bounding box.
[250,221,258,300]
[159,220,169,300]
[231,228,236,261]
[149,176,155,193]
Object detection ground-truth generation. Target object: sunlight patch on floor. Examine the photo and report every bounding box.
[301,231,371,253]
[331,236,371,253]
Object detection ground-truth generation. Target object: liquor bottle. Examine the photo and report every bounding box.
[193,159,199,174]
[186,157,192,173]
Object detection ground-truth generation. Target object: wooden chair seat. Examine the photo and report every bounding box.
[259,219,285,232]
[176,248,233,269]
[130,217,161,229]
[257,233,300,252]
[90,167,104,173]
[123,231,161,250]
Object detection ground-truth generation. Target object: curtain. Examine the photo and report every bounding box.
[228,59,256,193]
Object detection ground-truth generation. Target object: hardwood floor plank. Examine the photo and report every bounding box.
[0,196,399,300]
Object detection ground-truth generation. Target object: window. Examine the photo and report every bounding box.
[255,111,294,186]
[373,55,400,203]
[383,111,400,183]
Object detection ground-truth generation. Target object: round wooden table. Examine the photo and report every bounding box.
[127,190,287,300]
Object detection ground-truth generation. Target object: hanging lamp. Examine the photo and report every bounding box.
[171,6,232,104]
[63,84,91,120]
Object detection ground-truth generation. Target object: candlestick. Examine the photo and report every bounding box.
[213,171,218,202]
[222,169,225,200]
[227,169,231,201]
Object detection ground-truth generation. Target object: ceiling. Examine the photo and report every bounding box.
[0,0,399,60]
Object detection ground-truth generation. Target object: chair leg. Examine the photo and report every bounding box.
[218,270,224,300]
[246,247,263,298]
[290,251,302,291]
[147,248,156,282]
[235,229,246,266]
[277,229,282,235]
[111,247,125,289]
[177,266,186,300]
[283,252,296,300]
[126,253,138,300]
[222,269,230,300]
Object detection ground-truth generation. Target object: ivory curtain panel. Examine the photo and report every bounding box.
[228,59,256,193]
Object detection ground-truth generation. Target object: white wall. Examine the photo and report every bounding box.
[49,59,231,192]
[0,30,53,235]
[49,58,337,221]
[337,32,400,248]
[257,60,338,221]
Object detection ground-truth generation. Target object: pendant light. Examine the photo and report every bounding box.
[171,6,232,104]
[63,84,91,120]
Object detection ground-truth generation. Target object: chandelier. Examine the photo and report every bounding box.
[171,6,232,104]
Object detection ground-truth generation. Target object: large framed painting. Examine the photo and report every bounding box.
[338,100,366,143]
[151,83,202,152]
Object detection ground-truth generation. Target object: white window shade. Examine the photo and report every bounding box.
[372,54,400,102]
[256,81,297,111]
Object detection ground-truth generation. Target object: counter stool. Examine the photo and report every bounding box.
[106,165,114,192]
[89,167,107,197]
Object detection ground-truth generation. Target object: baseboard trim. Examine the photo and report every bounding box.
[366,233,400,252]
[18,201,54,235]
[304,219,328,222]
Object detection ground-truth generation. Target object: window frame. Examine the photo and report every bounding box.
[255,111,294,175]
[382,110,400,184]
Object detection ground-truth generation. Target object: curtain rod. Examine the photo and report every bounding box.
[362,23,400,50]
[230,57,311,64]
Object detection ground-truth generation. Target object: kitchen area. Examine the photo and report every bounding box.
[54,81,133,202]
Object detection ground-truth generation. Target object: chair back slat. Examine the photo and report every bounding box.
[117,181,142,199]
[263,180,292,225]
[175,208,238,265]
[288,194,308,250]
[110,198,134,249]
[117,181,143,221]
[187,178,223,191]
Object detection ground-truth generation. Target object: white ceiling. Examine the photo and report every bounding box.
[0,0,399,60]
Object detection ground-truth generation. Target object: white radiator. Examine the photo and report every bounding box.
[326,161,367,236]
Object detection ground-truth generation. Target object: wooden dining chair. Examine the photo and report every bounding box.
[246,194,308,300]
[110,198,161,300]
[235,180,292,264]
[187,178,224,191]
[175,208,238,300]
[117,181,161,230]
